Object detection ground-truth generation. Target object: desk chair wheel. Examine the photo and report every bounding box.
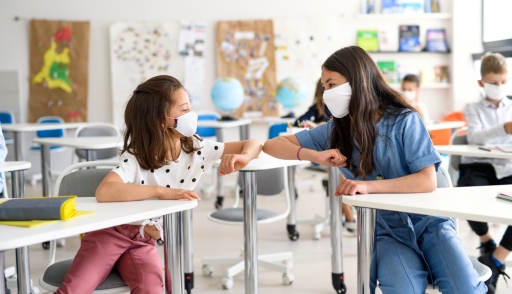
[157,238,164,245]
[221,277,234,289]
[332,273,347,294]
[214,196,224,210]
[42,241,50,250]
[202,264,213,276]
[282,273,294,285]
[287,224,300,241]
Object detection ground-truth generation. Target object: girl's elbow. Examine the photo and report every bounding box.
[95,186,109,202]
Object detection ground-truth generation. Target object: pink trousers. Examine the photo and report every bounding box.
[55,224,170,294]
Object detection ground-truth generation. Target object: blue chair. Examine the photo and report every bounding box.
[269,123,288,139]
[0,110,15,145]
[196,112,220,139]
[29,116,67,186]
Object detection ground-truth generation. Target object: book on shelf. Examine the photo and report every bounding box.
[420,66,449,84]
[378,29,399,52]
[377,61,398,83]
[361,0,378,14]
[426,29,449,52]
[399,25,421,52]
[434,65,449,83]
[382,0,424,14]
[357,30,379,52]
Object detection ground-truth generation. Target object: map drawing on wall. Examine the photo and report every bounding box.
[29,19,90,122]
[110,21,183,129]
[215,20,277,117]
[273,16,343,116]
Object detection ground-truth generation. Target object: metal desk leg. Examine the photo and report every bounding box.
[356,207,375,294]
[41,144,52,196]
[12,170,32,294]
[0,251,5,294]
[183,209,194,294]
[329,167,346,293]
[286,166,299,241]
[214,129,224,209]
[239,124,250,140]
[164,212,185,294]
[13,132,22,161]
[241,171,258,294]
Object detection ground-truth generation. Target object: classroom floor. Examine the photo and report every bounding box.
[5,169,512,294]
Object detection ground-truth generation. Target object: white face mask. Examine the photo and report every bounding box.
[323,82,352,118]
[484,83,509,100]
[403,90,417,101]
[168,111,198,137]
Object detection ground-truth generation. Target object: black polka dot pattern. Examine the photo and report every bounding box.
[151,169,154,173]
[141,180,144,184]
[180,179,184,183]
[197,151,202,155]
[116,166,119,169]
[188,166,190,170]
[201,165,204,169]
[166,169,170,173]
[192,178,196,182]
[166,185,170,188]
[124,159,128,162]
[203,157,204,160]
[214,146,218,150]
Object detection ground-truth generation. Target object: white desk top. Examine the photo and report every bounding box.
[0,197,197,251]
[197,119,252,128]
[214,152,308,171]
[435,145,512,159]
[33,136,123,149]
[343,185,512,226]
[426,121,465,131]
[2,123,87,132]
[0,162,31,172]
[250,117,296,124]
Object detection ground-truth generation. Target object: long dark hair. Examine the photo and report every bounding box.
[122,75,200,170]
[323,46,415,179]
[313,79,326,118]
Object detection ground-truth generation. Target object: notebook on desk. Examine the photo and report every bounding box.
[495,145,512,153]
[497,192,512,202]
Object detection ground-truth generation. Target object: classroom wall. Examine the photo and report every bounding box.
[0,0,483,175]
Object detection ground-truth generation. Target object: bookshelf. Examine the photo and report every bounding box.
[356,13,451,21]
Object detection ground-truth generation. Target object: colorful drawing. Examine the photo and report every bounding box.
[216,20,277,117]
[29,20,90,122]
[110,22,183,129]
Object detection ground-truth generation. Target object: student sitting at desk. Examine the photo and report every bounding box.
[296,78,356,232]
[54,75,262,294]
[263,46,486,293]
[458,52,512,294]
[401,74,431,124]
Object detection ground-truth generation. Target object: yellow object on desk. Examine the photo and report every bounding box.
[0,210,95,228]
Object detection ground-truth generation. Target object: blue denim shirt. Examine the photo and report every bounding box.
[0,124,7,193]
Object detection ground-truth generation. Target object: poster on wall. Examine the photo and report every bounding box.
[273,16,343,115]
[179,21,206,105]
[215,20,277,117]
[110,21,183,129]
[29,19,90,122]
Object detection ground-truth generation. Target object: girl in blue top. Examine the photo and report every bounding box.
[263,46,486,293]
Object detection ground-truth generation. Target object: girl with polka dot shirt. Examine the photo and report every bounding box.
[55,75,262,294]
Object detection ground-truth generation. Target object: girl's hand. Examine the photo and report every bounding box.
[335,173,370,196]
[218,154,251,176]
[143,225,161,240]
[315,149,347,167]
[159,188,201,201]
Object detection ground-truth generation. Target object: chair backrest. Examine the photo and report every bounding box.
[0,110,15,125]
[238,167,285,196]
[36,116,64,138]
[449,128,468,172]
[75,123,120,160]
[269,123,288,139]
[55,161,117,197]
[196,112,220,138]
[436,166,453,188]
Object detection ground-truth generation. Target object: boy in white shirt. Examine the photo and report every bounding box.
[459,52,512,294]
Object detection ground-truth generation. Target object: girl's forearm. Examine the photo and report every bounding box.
[241,139,262,159]
[367,166,436,194]
[263,137,303,160]
[96,181,163,202]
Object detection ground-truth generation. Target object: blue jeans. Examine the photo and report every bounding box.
[370,210,487,294]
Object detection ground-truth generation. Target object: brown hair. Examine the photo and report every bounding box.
[122,75,201,170]
[402,74,420,87]
[323,46,415,179]
[313,79,326,118]
[481,52,508,77]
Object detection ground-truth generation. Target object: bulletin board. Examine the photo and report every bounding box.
[216,20,277,117]
[29,19,90,122]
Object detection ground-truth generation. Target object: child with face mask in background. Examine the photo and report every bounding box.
[263,46,486,294]
[458,52,512,294]
[55,75,262,294]
[401,74,431,124]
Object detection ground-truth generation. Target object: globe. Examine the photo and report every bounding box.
[275,78,308,113]
[211,77,245,119]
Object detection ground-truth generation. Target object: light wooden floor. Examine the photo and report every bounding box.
[5,170,512,293]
